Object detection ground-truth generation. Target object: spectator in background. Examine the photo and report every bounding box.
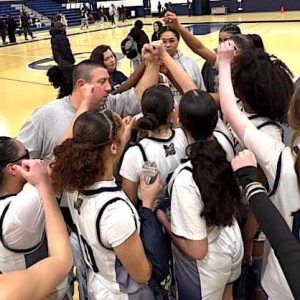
[90,45,128,90]
[128,20,149,70]
[58,11,68,28]
[151,21,163,42]
[187,0,192,16]
[0,15,6,45]
[50,21,75,65]
[6,13,16,43]
[109,4,116,28]
[157,1,162,17]
[80,6,89,30]
[19,10,35,40]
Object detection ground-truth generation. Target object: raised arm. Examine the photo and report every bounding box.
[112,62,146,95]
[0,160,73,300]
[164,12,216,65]
[218,41,251,140]
[134,43,160,100]
[155,40,197,93]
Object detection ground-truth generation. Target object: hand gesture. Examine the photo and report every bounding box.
[15,159,50,189]
[163,12,180,29]
[78,83,96,109]
[140,172,162,209]
[122,116,135,143]
[217,40,236,65]
[231,149,257,172]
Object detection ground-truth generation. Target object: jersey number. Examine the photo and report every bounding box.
[80,235,99,273]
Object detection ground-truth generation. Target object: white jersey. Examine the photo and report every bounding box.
[244,126,300,300]
[224,102,283,153]
[168,161,243,300]
[120,128,188,200]
[65,180,155,300]
[0,185,69,300]
[0,185,45,273]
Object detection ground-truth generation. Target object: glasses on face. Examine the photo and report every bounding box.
[161,38,177,44]
[10,149,30,164]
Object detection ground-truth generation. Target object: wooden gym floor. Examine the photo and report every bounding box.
[1,11,300,138]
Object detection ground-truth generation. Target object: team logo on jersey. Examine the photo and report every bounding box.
[163,143,176,157]
[74,198,84,215]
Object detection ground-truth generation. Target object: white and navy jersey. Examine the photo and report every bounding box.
[0,185,46,273]
[65,180,155,300]
[168,161,243,300]
[244,126,300,299]
[120,128,188,199]
[223,102,283,153]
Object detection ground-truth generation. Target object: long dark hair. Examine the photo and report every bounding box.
[0,137,18,187]
[50,109,122,192]
[137,85,174,131]
[90,45,117,71]
[179,90,241,227]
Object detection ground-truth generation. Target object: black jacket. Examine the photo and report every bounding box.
[50,23,75,65]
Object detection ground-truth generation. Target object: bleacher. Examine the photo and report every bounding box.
[25,0,81,27]
[0,2,21,24]
[0,0,83,30]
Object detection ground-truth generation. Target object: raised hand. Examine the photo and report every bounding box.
[217,40,236,65]
[15,159,50,189]
[163,12,180,29]
[122,116,135,143]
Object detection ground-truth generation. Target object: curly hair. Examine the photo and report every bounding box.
[137,85,174,131]
[232,49,294,123]
[47,62,74,98]
[179,90,241,226]
[50,109,122,192]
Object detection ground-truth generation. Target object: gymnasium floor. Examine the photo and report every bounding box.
[1,11,300,137]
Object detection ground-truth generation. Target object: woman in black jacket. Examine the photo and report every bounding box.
[50,21,75,65]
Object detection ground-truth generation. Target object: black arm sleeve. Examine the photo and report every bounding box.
[235,167,300,299]
[139,206,170,284]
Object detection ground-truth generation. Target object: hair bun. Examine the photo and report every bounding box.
[137,112,159,130]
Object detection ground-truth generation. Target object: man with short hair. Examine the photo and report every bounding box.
[18,54,159,160]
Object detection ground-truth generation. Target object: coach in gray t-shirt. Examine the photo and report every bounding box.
[18,57,160,161]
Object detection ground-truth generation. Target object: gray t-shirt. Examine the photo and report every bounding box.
[17,88,140,161]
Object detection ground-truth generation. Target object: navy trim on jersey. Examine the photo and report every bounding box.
[214,130,236,155]
[169,166,193,199]
[145,129,175,142]
[268,151,283,197]
[96,197,138,251]
[81,186,122,196]
[0,194,17,201]
[135,143,148,162]
[0,203,47,253]
[248,114,260,120]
